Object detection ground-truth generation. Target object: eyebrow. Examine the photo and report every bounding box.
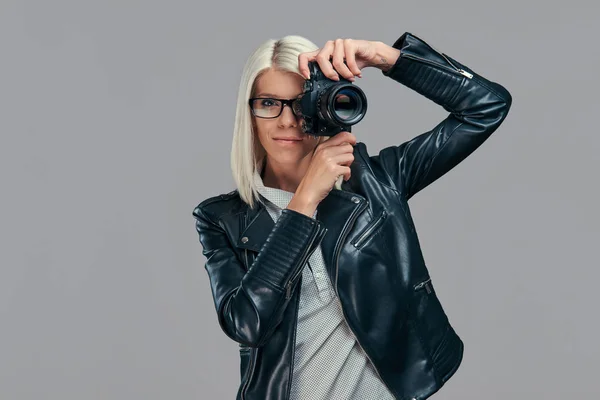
[255,92,302,99]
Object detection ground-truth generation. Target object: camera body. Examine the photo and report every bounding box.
[294,61,368,137]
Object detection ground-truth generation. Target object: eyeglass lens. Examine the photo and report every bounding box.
[251,98,301,118]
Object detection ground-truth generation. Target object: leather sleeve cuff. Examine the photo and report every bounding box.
[246,208,327,290]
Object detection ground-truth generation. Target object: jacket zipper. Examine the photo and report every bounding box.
[243,212,250,270]
[353,210,387,248]
[420,38,474,79]
[240,346,257,400]
[286,271,303,400]
[414,277,433,294]
[332,200,396,397]
[286,271,299,299]
[401,52,473,79]
[240,211,256,400]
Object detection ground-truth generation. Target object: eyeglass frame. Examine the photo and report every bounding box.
[248,97,303,119]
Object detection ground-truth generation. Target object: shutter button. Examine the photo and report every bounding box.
[241,236,248,243]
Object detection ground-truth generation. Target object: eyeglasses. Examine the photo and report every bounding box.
[248,97,302,119]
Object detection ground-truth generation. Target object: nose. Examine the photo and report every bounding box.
[277,103,298,128]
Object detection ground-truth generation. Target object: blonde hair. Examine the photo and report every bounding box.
[230,35,343,209]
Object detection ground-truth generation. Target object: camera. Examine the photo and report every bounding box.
[293,60,368,136]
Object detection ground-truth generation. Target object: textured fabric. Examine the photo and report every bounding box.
[254,166,395,400]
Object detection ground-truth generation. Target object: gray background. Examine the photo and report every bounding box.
[1,0,598,399]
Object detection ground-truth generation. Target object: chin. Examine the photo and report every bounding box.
[267,150,311,162]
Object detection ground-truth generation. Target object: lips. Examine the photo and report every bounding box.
[274,137,302,141]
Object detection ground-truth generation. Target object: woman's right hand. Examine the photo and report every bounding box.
[294,131,357,208]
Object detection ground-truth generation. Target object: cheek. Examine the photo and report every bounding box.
[253,122,270,144]
[303,139,319,152]
[254,119,273,136]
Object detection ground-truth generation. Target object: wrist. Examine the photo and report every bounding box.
[371,41,401,72]
[287,192,318,218]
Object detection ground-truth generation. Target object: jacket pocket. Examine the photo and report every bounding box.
[412,276,450,370]
[351,210,388,249]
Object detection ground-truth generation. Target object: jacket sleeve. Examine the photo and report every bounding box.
[193,204,327,348]
[367,32,512,200]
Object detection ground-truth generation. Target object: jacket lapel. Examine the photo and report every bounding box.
[313,189,367,281]
[235,203,275,252]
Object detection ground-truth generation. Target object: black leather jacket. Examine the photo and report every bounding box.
[193,32,512,400]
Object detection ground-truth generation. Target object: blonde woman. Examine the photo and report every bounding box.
[193,32,512,400]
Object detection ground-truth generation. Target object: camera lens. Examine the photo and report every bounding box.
[333,88,362,121]
[322,84,367,126]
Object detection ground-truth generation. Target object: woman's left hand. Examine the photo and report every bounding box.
[298,39,381,82]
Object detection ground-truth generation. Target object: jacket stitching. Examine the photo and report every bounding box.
[446,75,465,107]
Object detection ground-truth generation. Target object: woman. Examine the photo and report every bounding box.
[193,32,512,400]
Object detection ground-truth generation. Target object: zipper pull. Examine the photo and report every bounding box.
[458,69,473,78]
[439,52,473,79]
[414,277,432,293]
[286,280,292,299]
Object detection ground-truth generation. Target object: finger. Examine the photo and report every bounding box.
[335,131,356,145]
[343,39,362,77]
[298,50,319,79]
[317,131,356,150]
[316,41,337,81]
[334,152,355,168]
[317,132,351,149]
[332,151,354,164]
[332,39,353,81]
[338,131,357,145]
[325,142,355,158]
[337,165,351,181]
